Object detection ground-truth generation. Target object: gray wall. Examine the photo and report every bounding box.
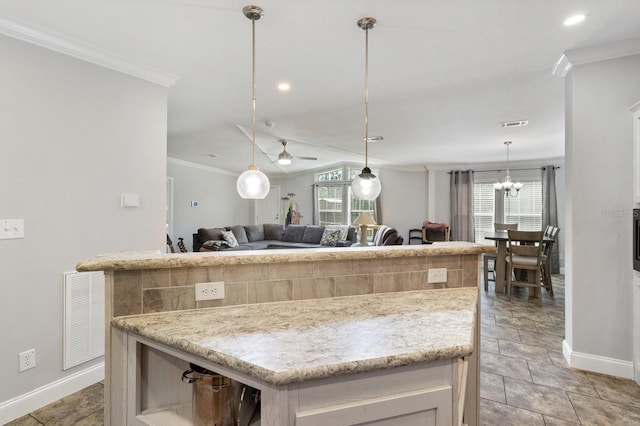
[0,35,167,415]
[565,53,640,370]
[271,168,429,242]
[167,159,250,250]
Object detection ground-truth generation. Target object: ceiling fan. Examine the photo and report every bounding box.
[274,140,317,165]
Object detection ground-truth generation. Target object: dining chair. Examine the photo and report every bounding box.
[506,229,545,304]
[483,223,518,290]
[540,226,560,296]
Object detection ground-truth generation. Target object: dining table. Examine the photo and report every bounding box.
[484,230,554,294]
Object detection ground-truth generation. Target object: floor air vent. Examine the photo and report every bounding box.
[63,271,105,370]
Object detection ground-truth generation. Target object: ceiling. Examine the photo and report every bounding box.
[2,1,640,177]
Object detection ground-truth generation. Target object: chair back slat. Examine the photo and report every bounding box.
[507,230,544,259]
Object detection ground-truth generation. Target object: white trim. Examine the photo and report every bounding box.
[562,340,634,379]
[424,157,565,172]
[552,37,640,78]
[0,362,104,424]
[0,14,179,87]
[551,54,573,77]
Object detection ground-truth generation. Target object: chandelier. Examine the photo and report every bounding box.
[493,141,523,197]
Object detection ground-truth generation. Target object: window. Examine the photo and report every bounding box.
[473,176,542,244]
[504,179,542,231]
[473,181,496,245]
[314,166,378,227]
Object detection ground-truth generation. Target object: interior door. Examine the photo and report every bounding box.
[256,185,281,224]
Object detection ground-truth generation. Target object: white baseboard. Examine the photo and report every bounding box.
[0,362,104,425]
[563,340,634,379]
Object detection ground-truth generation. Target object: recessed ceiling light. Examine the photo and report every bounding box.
[278,82,290,91]
[564,14,586,26]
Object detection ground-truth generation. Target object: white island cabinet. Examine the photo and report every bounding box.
[110,288,478,426]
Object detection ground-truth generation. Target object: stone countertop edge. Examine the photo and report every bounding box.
[76,242,494,272]
[111,288,478,386]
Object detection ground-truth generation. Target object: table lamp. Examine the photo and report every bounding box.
[354,212,377,245]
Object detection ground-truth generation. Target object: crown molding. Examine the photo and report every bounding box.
[552,37,640,78]
[0,14,179,87]
[424,157,565,172]
[167,157,237,176]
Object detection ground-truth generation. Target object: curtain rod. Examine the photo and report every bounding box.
[448,166,560,174]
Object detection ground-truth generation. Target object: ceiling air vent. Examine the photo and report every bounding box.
[500,120,529,128]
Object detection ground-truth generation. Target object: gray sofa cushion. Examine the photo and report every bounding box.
[264,223,285,240]
[198,227,224,242]
[302,226,325,244]
[229,225,249,244]
[267,241,321,249]
[282,225,306,243]
[244,224,265,242]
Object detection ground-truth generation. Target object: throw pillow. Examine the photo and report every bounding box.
[221,230,239,247]
[326,225,349,241]
[201,240,229,251]
[320,229,342,246]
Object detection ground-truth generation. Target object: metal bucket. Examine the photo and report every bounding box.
[182,363,241,426]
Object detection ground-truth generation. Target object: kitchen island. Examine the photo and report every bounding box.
[77,242,492,425]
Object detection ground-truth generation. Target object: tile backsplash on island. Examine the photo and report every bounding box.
[109,251,481,317]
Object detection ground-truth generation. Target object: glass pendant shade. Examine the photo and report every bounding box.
[352,167,382,200]
[237,166,270,199]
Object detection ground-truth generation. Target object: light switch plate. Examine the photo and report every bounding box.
[0,219,24,239]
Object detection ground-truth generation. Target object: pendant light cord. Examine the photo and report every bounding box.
[251,17,257,167]
[364,25,369,168]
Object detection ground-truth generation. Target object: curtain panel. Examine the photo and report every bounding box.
[450,170,475,242]
[541,166,560,273]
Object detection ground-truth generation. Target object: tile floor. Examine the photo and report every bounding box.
[5,275,640,425]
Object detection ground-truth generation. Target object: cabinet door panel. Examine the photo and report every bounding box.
[295,385,452,426]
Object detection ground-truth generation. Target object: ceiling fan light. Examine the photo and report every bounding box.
[352,167,382,200]
[237,166,270,199]
[277,152,292,165]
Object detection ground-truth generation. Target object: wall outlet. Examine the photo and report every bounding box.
[19,348,36,372]
[428,268,448,283]
[195,282,225,301]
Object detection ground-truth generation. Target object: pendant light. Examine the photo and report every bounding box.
[493,141,523,197]
[236,5,270,199]
[351,17,382,201]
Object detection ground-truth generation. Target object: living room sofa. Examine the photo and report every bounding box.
[193,223,357,252]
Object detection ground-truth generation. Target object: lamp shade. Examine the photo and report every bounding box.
[236,167,270,199]
[352,169,382,201]
[353,212,377,226]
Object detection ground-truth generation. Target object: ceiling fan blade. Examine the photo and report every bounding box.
[294,156,318,161]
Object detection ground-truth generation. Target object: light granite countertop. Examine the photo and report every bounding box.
[77,242,493,271]
[112,287,478,386]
